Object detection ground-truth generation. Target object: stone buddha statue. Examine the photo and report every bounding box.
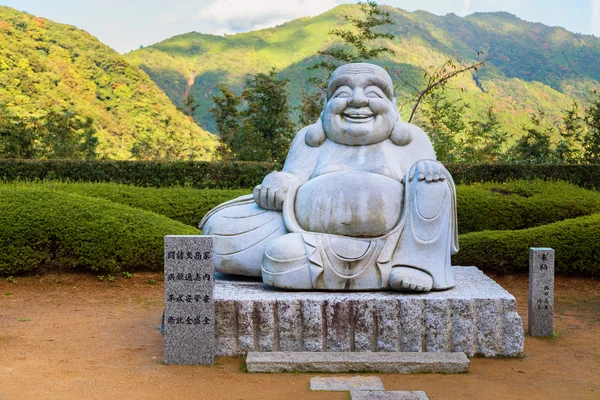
[199,63,458,292]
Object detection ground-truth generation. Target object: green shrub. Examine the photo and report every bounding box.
[456,180,600,234]
[0,159,277,189]
[448,163,600,190]
[454,212,600,275]
[27,181,249,227]
[2,160,600,190]
[0,186,199,275]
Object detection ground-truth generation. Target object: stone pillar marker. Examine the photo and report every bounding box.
[164,235,215,364]
[528,248,555,336]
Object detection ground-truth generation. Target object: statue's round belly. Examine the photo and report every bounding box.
[294,171,404,237]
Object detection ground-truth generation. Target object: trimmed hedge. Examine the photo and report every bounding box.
[454,213,600,276]
[2,159,600,189]
[30,182,249,227]
[449,163,600,189]
[0,186,199,275]
[26,180,600,232]
[456,180,600,234]
[0,159,278,189]
[2,180,600,276]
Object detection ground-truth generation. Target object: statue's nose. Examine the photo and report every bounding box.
[348,88,369,107]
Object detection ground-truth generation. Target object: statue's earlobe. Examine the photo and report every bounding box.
[305,118,327,147]
[390,117,412,146]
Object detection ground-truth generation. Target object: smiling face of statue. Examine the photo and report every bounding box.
[322,63,398,146]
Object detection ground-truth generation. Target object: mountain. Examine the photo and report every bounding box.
[125,5,600,142]
[0,6,218,160]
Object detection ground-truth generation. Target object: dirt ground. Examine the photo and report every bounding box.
[0,272,598,400]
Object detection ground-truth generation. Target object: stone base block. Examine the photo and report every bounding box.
[215,267,524,357]
[351,390,429,400]
[246,351,469,373]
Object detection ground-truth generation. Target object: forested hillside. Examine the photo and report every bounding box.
[0,7,218,160]
[126,5,600,143]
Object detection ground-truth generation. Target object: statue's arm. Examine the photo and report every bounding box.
[254,125,320,210]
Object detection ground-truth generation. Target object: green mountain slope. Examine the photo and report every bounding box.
[0,6,218,160]
[125,5,600,140]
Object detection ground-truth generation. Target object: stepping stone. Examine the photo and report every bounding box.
[351,390,429,400]
[310,376,384,391]
[246,351,469,373]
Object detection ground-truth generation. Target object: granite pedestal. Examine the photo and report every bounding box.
[214,266,524,357]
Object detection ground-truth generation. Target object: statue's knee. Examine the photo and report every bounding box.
[263,233,307,273]
[264,233,306,261]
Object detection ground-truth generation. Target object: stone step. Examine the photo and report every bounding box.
[351,390,429,400]
[245,351,469,373]
[310,376,384,391]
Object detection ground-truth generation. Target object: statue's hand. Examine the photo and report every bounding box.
[253,171,298,211]
[408,160,448,183]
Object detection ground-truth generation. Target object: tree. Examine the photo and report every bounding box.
[183,92,199,118]
[553,101,584,163]
[0,106,37,158]
[300,1,395,126]
[210,70,295,163]
[297,89,324,127]
[313,1,395,72]
[0,106,98,160]
[395,54,488,123]
[583,91,600,163]
[462,105,508,163]
[417,92,468,163]
[510,110,553,164]
[210,84,241,161]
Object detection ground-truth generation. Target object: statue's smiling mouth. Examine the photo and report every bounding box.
[343,111,374,123]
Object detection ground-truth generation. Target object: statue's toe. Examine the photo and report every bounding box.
[389,266,433,292]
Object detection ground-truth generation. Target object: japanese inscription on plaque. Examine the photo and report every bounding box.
[528,248,555,336]
[164,235,214,364]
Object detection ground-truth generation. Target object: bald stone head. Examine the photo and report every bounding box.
[321,63,398,146]
[327,63,395,102]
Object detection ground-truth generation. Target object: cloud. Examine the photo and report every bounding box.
[195,0,337,33]
[158,4,189,25]
[593,0,600,36]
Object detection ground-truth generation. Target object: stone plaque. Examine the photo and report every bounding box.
[528,248,554,336]
[164,235,214,364]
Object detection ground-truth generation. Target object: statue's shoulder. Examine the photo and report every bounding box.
[395,121,432,146]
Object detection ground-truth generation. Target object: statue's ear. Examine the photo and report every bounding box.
[390,117,412,146]
[305,118,327,147]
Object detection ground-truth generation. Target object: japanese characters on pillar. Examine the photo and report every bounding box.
[164,235,215,364]
[528,248,555,337]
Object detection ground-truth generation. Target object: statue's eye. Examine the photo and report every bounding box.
[365,86,384,98]
[333,87,352,98]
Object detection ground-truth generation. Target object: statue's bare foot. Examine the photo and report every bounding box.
[389,266,433,292]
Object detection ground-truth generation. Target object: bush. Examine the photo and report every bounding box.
[454,212,600,275]
[0,186,199,275]
[456,180,600,234]
[3,160,600,190]
[26,181,249,227]
[0,159,277,189]
[448,163,600,189]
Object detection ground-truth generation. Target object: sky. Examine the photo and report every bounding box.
[1,0,598,54]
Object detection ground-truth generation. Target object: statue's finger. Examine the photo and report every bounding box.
[275,192,283,210]
[260,187,269,208]
[253,186,261,204]
[268,189,277,209]
[424,162,433,182]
